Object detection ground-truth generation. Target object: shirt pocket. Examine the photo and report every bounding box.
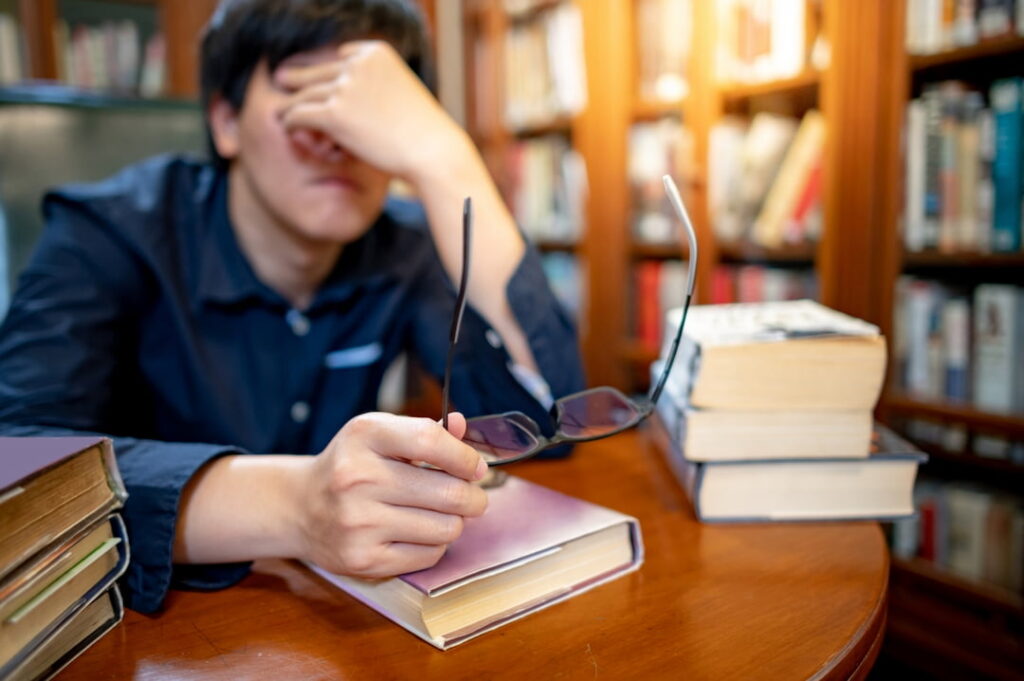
[324,342,384,369]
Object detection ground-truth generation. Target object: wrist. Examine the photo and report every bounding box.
[405,126,481,193]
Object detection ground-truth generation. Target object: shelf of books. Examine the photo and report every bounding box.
[463,0,590,358]
[876,0,1024,677]
[0,0,218,101]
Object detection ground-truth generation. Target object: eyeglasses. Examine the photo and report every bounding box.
[442,175,698,466]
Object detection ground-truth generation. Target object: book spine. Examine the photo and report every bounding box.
[972,284,1021,412]
[922,87,944,249]
[989,78,1023,252]
[905,100,928,251]
[941,297,971,402]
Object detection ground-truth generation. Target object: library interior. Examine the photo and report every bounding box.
[0,1,1022,680]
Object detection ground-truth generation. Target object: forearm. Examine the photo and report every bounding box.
[173,454,311,564]
[409,133,538,373]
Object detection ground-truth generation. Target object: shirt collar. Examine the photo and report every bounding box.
[195,173,404,311]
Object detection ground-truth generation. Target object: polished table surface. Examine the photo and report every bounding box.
[60,425,889,681]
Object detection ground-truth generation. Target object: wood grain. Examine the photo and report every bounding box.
[60,427,888,681]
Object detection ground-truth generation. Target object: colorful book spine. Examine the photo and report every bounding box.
[989,78,1022,253]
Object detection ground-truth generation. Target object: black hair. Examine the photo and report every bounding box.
[199,0,433,168]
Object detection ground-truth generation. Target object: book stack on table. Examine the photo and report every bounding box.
[0,437,128,681]
[651,299,925,522]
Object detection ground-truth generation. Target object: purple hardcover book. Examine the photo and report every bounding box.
[308,475,644,649]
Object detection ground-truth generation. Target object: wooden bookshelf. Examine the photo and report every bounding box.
[882,393,1024,440]
[716,241,817,265]
[902,250,1024,270]
[14,0,218,98]
[719,68,821,104]
[892,557,1023,617]
[909,33,1024,71]
[632,98,686,122]
[630,242,687,260]
[535,239,578,254]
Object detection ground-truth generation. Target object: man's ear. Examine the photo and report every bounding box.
[207,94,241,161]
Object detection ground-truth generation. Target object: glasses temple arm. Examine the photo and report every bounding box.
[442,197,472,429]
[649,175,698,405]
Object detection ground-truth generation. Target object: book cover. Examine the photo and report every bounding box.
[308,475,643,650]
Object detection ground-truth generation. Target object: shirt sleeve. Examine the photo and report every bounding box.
[408,239,586,447]
[0,198,249,613]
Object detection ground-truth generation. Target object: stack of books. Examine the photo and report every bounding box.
[651,299,925,522]
[0,437,128,681]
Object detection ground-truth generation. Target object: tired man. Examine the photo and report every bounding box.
[0,0,583,612]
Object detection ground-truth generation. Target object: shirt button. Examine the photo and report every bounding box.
[485,329,502,348]
[290,401,310,423]
[286,309,311,337]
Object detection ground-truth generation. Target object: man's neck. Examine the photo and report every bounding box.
[227,166,342,310]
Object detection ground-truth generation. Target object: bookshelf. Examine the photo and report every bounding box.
[464,0,1021,677]
[872,1,1024,678]
[2,0,219,99]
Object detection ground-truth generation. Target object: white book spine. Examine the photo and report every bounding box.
[905,100,928,251]
[972,284,1023,412]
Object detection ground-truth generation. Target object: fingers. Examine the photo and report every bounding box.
[275,59,345,90]
[351,414,487,482]
[377,456,488,517]
[372,543,447,578]
[443,411,468,441]
[376,505,467,546]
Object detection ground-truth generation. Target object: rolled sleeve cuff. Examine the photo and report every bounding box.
[116,440,245,613]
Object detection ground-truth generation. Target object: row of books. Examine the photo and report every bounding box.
[629,118,696,244]
[891,480,1023,594]
[893,278,1024,414]
[633,260,690,350]
[714,0,828,86]
[707,264,817,305]
[650,299,921,522]
[899,415,1024,463]
[0,13,166,97]
[505,135,586,243]
[502,2,586,131]
[906,0,1024,55]
[903,79,1024,254]
[634,0,691,104]
[708,110,825,248]
[0,437,128,680]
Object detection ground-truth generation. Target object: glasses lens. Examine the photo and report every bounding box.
[555,387,642,440]
[463,413,542,464]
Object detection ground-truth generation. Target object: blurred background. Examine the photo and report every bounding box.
[0,1,1022,678]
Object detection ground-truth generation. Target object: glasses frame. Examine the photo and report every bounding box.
[442,175,698,465]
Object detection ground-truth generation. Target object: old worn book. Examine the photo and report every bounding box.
[0,515,128,674]
[0,437,126,582]
[652,412,925,522]
[661,299,887,411]
[652,359,873,461]
[308,475,643,650]
[4,587,123,681]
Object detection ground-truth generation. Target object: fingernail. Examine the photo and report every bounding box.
[474,458,488,480]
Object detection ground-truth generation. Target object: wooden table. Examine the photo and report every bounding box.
[60,425,888,681]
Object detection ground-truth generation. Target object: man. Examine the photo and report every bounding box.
[0,0,583,613]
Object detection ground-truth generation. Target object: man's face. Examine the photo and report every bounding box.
[211,46,392,244]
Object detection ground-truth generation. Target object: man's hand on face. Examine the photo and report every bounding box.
[297,412,489,579]
[275,40,470,185]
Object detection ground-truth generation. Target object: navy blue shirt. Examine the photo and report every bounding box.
[0,154,584,613]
